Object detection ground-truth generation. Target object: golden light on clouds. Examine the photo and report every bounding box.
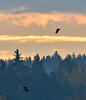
[0,35,86,43]
[0,50,10,59]
[0,12,86,27]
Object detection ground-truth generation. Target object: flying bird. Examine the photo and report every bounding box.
[55,29,60,34]
[23,86,29,93]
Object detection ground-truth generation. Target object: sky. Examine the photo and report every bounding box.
[0,0,86,59]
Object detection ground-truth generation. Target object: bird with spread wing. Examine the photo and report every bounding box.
[55,28,60,34]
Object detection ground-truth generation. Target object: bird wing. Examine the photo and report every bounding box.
[56,29,60,34]
[24,86,28,92]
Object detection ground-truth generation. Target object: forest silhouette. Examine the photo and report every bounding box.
[0,49,86,100]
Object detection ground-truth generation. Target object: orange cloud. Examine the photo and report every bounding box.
[0,50,10,59]
[0,35,86,43]
[0,12,86,27]
[0,50,8,55]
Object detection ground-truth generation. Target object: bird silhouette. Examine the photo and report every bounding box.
[23,86,29,93]
[55,29,60,34]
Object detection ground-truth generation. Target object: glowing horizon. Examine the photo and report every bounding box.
[0,35,86,43]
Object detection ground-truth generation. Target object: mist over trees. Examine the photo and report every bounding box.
[0,49,86,100]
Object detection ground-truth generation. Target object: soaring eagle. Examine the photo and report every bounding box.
[23,86,29,93]
[55,29,60,34]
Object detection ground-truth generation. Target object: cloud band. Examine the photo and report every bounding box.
[0,12,86,27]
[0,35,86,43]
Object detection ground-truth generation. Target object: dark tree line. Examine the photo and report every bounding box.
[0,49,86,100]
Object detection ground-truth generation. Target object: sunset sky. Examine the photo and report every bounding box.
[0,0,86,59]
